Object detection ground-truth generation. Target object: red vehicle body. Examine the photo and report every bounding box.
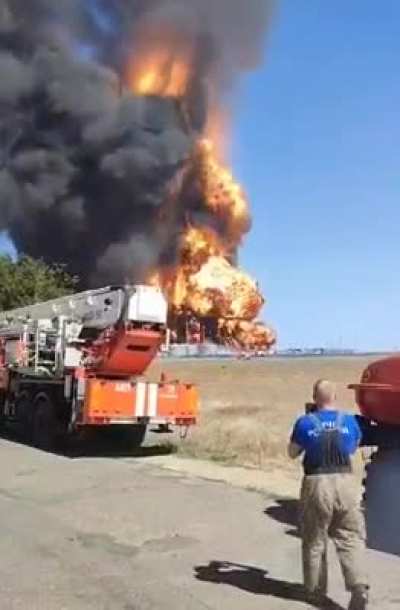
[0,285,198,450]
[350,356,400,555]
[350,356,400,426]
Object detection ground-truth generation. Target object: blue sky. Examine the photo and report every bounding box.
[1,1,399,351]
[232,1,400,351]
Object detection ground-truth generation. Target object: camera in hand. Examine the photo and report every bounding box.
[305,402,318,414]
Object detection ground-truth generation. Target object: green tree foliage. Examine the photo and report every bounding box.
[0,256,78,311]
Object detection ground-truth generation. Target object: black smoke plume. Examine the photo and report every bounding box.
[0,0,274,286]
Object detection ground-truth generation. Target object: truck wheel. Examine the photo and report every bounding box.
[0,393,6,432]
[32,396,57,452]
[123,424,147,449]
[15,392,33,440]
[102,425,147,450]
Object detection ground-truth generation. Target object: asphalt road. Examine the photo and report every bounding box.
[0,439,399,610]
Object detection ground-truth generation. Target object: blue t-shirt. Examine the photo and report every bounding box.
[291,409,361,471]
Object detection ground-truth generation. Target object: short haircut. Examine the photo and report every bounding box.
[313,379,336,404]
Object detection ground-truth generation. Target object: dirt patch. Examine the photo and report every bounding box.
[149,356,377,471]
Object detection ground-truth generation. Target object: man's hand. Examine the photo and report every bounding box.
[288,441,302,459]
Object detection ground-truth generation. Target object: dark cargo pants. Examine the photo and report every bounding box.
[300,473,368,594]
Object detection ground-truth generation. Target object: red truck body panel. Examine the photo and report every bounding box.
[82,377,198,426]
[349,356,400,425]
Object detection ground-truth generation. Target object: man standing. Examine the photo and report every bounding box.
[288,379,369,610]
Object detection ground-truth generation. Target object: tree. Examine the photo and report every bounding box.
[0,256,78,311]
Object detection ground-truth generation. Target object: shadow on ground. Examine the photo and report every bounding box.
[0,425,176,460]
[194,561,344,609]
[265,496,400,558]
[264,499,300,537]
[64,441,176,460]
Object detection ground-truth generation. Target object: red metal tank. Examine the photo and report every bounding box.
[349,356,400,425]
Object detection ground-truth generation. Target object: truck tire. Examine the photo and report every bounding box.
[122,424,147,449]
[32,395,57,452]
[15,392,33,440]
[98,424,147,451]
[364,449,400,555]
[0,392,6,432]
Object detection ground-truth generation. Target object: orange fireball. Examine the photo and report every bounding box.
[188,256,263,319]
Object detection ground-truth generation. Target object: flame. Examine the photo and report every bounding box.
[188,255,263,319]
[150,225,275,350]
[127,33,275,351]
[205,107,231,160]
[219,319,277,351]
[127,27,192,97]
[198,138,251,245]
[129,51,191,97]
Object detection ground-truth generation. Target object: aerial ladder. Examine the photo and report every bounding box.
[0,285,198,450]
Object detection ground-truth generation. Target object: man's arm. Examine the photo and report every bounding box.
[288,416,305,459]
[288,441,303,459]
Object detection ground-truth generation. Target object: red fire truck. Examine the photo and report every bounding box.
[0,285,198,450]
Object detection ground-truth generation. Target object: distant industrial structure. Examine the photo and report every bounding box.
[161,343,360,360]
[278,347,356,357]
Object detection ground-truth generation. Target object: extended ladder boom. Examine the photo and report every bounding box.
[0,285,168,334]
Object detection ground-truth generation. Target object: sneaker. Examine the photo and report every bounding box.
[348,585,369,610]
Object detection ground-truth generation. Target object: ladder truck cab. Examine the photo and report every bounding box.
[350,356,400,556]
[0,285,198,451]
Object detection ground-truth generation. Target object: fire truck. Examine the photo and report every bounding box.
[350,356,400,555]
[0,285,198,451]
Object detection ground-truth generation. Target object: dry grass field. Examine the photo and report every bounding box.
[150,356,380,471]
